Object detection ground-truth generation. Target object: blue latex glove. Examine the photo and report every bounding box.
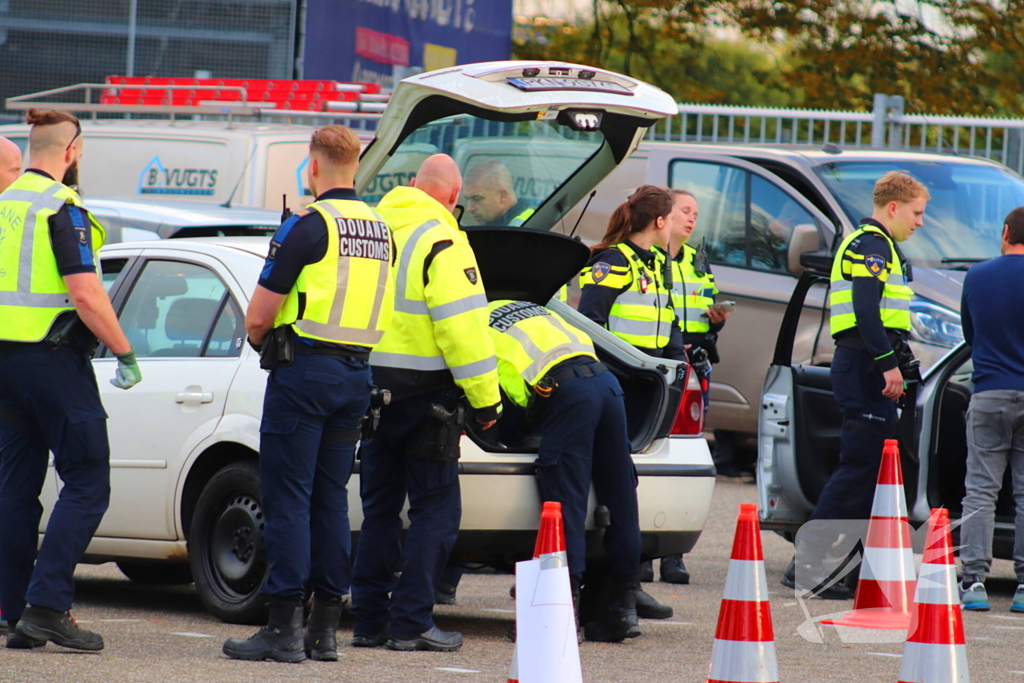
[111,350,142,390]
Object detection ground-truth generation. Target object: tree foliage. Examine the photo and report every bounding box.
[513,0,1024,116]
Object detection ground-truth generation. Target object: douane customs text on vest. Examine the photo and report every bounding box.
[334,217,391,261]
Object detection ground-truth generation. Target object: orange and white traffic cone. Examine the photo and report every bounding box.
[897,508,969,683]
[508,501,579,683]
[824,439,916,630]
[707,503,779,683]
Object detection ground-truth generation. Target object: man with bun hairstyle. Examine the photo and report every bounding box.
[0,109,140,652]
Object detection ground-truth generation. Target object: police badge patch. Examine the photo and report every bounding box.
[464,267,478,284]
[591,262,611,283]
[864,254,886,277]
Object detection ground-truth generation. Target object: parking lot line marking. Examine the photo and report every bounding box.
[992,626,1024,630]
[988,615,1022,620]
[170,632,215,638]
[645,620,693,625]
[482,608,514,613]
[866,652,902,658]
[98,618,142,622]
[436,667,481,673]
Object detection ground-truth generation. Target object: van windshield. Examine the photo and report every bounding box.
[363,114,604,229]
[814,160,1024,269]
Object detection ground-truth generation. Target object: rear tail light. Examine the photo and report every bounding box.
[671,364,705,435]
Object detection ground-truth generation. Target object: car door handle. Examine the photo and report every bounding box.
[175,390,214,404]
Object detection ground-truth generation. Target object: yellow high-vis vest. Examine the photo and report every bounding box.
[580,242,674,349]
[670,244,718,334]
[0,172,105,342]
[273,198,394,347]
[487,299,596,407]
[829,225,913,336]
[369,186,500,411]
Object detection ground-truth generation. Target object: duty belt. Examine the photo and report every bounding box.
[543,359,607,386]
[292,343,370,362]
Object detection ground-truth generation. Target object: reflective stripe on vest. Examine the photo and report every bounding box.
[487,299,596,406]
[276,198,394,347]
[606,243,674,349]
[670,245,716,334]
[829,225,913,336]
[369,217,497,380]
[0,174,104,342]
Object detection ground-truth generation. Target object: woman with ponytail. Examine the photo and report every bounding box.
[579,185,685,361]
[576,185,682,624]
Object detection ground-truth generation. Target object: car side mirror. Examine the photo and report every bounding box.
[787,223,821,275]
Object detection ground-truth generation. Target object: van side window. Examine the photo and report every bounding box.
[668,161,746,266]
[670,160,819,275]
[750,175,817,273]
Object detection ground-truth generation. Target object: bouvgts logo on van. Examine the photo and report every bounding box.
[138,156,219,196]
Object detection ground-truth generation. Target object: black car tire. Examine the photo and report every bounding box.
[189,461,269,624]
[116,560,193,585]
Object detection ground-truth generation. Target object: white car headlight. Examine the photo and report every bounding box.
[909,299,964,348]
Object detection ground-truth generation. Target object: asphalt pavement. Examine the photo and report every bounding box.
[3,481,1022,683]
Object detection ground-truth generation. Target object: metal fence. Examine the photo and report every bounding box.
[647,96,1024,175]
[0,0,298,122]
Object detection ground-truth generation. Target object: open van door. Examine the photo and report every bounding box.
[757,270,925,531]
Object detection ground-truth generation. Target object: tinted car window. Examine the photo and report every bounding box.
[118,260,230,358]
[100,258,129,293]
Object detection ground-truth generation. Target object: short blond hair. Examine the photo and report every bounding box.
[873,171,930,207]
[310,125,360,167]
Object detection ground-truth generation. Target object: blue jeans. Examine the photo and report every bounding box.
[0,342,110,620]
[960,390,1024,583]
[259,353,371,599]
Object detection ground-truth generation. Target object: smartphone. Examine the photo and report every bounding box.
[715,301,737,313]
[701,301,736,318]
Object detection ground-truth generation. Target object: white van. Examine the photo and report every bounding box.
[0,120,369,212]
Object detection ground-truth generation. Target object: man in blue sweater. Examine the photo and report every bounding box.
[959,205,1024,613]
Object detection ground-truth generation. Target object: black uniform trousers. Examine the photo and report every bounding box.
[350,391,461,639]
[259,353,371,600]
[809,345,897,524]
[0,342,110,621]
[533,358,641,584]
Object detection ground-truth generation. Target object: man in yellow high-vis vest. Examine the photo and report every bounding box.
[785,171,929,600]
[224,125,394,663]
[351,154,500,653]
[0,109,140,652]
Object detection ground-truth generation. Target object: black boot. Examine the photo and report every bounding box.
[223,597,306,662]
[639,560,654,583]
[584,581,640,642]
[635,588,673,619]
[304,596,341,661]
[4,619,46,650]
[660,555,690,584]
[570,575,582,643]
[16,606,103,651]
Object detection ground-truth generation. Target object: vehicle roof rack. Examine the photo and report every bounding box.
[5,77,391,127]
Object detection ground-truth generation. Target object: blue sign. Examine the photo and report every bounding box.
[303,1,513,90]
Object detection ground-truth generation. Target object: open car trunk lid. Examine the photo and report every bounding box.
[356,61,681,452]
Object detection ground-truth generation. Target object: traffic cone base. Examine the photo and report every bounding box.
[898,643,969,683]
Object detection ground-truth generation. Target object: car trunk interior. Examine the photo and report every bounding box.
[462,227,674,453]
[926,347,1018,557]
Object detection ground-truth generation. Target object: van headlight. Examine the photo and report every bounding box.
[909,300,963,348]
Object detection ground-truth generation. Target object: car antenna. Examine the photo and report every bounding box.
[569,190,596,239]
[220,145,259,209]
